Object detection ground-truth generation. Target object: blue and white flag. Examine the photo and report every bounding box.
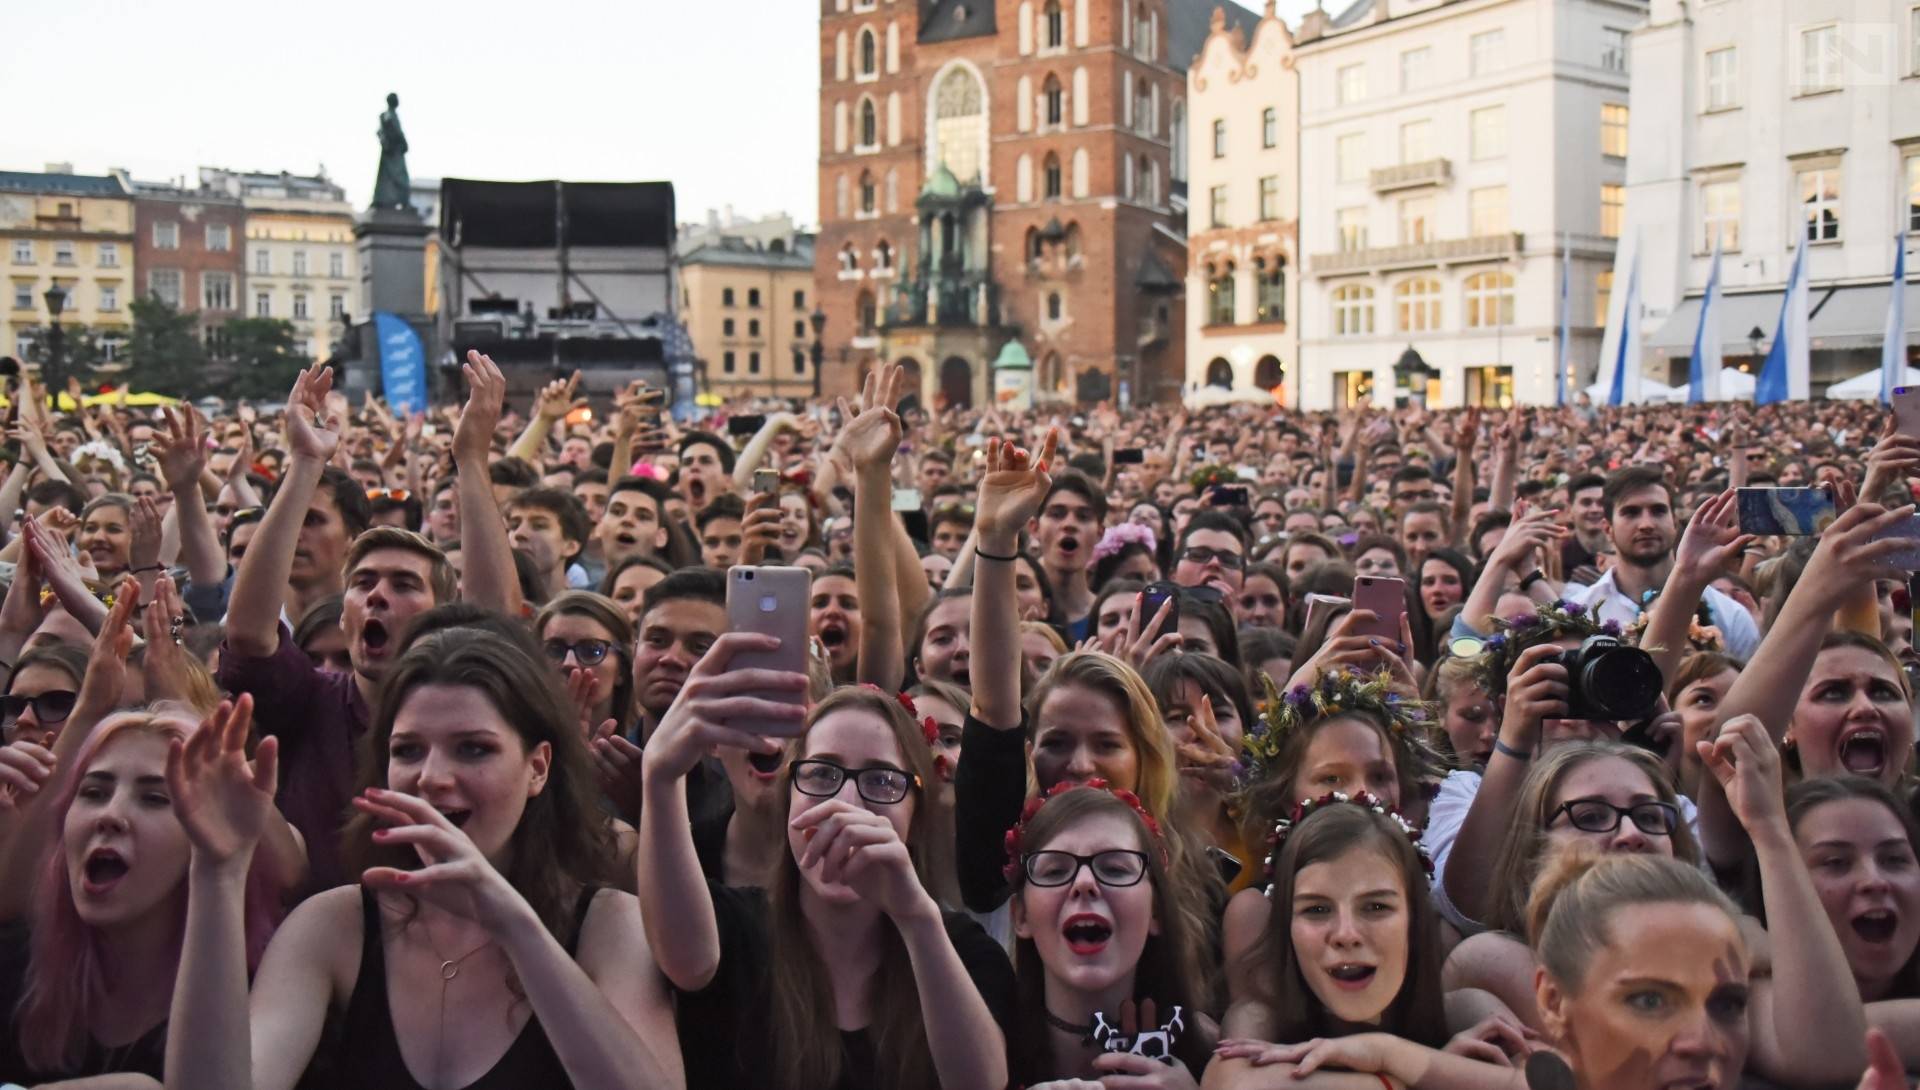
[373,312,427,414]
[1756,242,1810,404]
[1689,243,1723,403]
[1883,231,1909,404]
[1599,230,1642,405]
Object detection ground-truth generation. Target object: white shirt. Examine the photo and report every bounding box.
[1563,568,1760,661]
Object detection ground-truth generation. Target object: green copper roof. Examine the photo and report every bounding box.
[920,164,961,199]
[992,339,1031,369]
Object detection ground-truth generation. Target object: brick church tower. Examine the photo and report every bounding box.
[815,0,1256,407]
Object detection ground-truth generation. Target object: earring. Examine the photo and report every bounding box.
[1524,1051,1576,1090]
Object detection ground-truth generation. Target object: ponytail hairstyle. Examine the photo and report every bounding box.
[765,686,954,1090]
[1526,847,1740,994]
[1245,799,1448,1048]
[18,708,284,1072]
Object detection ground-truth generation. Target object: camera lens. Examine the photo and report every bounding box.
[1580,642,1662,720]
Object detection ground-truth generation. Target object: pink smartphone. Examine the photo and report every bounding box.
[1350,576,1407,643]
[1894,386,1920,438]
[725,566,811,737]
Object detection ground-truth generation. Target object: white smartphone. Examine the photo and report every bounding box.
[725,566,812,737]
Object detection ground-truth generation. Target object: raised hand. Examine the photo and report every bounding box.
[641,632,811,784]
[67,576,138,735]
[1698,713,1786,837]
[1284,609,1410,691]
[1798,502,1917,599]
[1862,415,1920,502]
[1115,594,1183,669]
[837,364,905,472]
[142,575,197,705]
[0,537,46,639]
[152,406,208,494]
[1855,1028,1905,1090]
[532,370,585,423]
[0,738,56,816]
[355,787,526,932]
[167,695,279,869]
[1487,504,1567,576]
[790,798,931,922]
[454,350,505,465]
[741,492,783,565]
[128,495,163,572]
[974,428,1059,544]
[1672,488,1756,586]
[1176,693,1237,795]
[284,363,342,464]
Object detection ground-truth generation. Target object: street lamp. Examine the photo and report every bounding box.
[1393,344,1432,406]
[42,284,67,411]
[808,307,827,399]
[1745,325,1766,371]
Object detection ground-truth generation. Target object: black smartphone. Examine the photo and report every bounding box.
[1113,447,1145,465]
[1207,484,1250,508]
[728,414,767,437]
[1137,580,1182,636]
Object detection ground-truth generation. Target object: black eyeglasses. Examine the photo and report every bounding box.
[791,759,919,805]
[1179,546,1245,571]
[1023,849,1150,888]
[1548,798,1679,837]
[543,638,615,666]
[0,690,77,724]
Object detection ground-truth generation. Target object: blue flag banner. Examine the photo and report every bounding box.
[1756,243,1810,405]
[1884,232,1908,405]
[374,312,427,415]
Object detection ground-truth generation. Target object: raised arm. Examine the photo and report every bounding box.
[730,411,799,494]
[451,351,520,616]
[1488,420,1518,513]
[1642,489,1751,689]
[969,428,1059,730]
[226,364,341,657]
[635,633,808,991]
[845,365,908,690]
[1458,507,1564,634]
[508,370,582,463]
[1448,408,1479,548]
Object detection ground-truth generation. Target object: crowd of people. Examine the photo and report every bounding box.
[0,348,1912,1089]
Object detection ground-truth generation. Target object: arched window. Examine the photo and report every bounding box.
[859,98,878,147]
[1027,227,1045,265]
[1044,152,1063,199]
[1206,359,1234,388]
[1135,83,1153,135]
[1254,356,1285,390]
[1040,352,1065,393]
[840,244,859,273]
[1396,277,1441,332]
[1332,284,1374,336]
[1255,256,1286,323]
[933,66,987,184]
[1047,292,1062,320]
[1171,100,1187,182]
[1464,271,1514,328]
[1134,3,1152,59]
[874,240,894,272]
[835,174,850,218]
[1043,0,1064,48]
[1208,263,1236,325]
[857,289,877,335]
[859,171,877,214]
[1064,223,1083,264]
[1134,156,1153,204]
[1043,74,1064,126]
[859,29,878,76]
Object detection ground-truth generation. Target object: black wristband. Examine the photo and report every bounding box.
[129,564,164,575]
[974,546,1019,563]
[1493,736,1532,761]
[1518,569,1546,592]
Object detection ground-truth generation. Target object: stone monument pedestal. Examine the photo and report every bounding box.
[350,206,433,400]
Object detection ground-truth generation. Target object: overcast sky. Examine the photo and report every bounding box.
[8,0,1314,230]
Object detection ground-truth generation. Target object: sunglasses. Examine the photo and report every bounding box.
[543,638,615,666]
[0,690,77,725]
[367,488,413,503]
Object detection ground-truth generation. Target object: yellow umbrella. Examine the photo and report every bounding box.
[0,393,84,411]
[82,391,178,408]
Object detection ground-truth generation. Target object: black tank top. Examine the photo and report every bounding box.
[332,886,597,1090]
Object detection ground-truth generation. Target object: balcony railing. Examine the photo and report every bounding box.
[1309,232,1522,276]
[881,274,1003,329]
[1370,158,1452,194]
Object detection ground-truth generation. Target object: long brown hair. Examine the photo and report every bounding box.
[346,628,615,946]
[765,686,955,1090]
[1786,775,1920,997]
[1244,801,1449,1047]
[533,590,637,732]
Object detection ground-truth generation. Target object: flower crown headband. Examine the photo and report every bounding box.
[1242,668,1446,784]
[1091,522,1157,563]
[1261,790,1431,898]
[1457,598,1621,695]
[1002,778,1165,883]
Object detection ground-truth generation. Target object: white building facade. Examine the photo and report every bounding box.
[202,168,360,363]
[1629,0,1920,389]
[1185,4,1302,406]
[1293,0,1641,409]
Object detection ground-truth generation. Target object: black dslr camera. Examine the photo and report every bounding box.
[1550,635,1662,722]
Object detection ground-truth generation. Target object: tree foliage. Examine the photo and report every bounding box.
[124,296,209,397]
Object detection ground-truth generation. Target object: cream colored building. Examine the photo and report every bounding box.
[0,167,135,367]
[202,168,358,363]
[678,235,818,399]
[1186,3,1301,406]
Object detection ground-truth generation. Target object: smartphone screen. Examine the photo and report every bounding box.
[890,487,923,512]
[753,468,781,494]
[1350,576,1406,642]
[727,414,767,437]
[1735,487,1836,536]
[1137,581,1182,637]
[1113,447,1145,465]
[1894,386,1920,438]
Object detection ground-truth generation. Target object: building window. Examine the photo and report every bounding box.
[1601,183,1625,238]
[100,333,122,362]
[1469,106,1505,160]
[9,241,29,265]
[1471,30,1504,76]
[1601,27,1629,72]
[723,287,736,307]
[875,241,894,271]
[841,244,860,273]
[794,289,806,308]
[154,221,178,249]
[1906,156,1920,234]
[860,171,877,213]
[859,28,877,76]
[1464,271,1515,328]
[1134,84,1152,136]
[329,252,344,278]
[1133,3,1152,58]
[1706,47,1738,110]
[1337,208,1368,252]
[254,249,270,275]
[1046,292,1062,321]
[1210,185,1228,228]
[1702,179,1741,251]
[749,351,762,374]
[1044,153,1063,199]
[1799,167,1841,241]
[1255,257,1285,323]
[1336,63,1366,106]
[724,318,736,337]
[1400,46,1432,91]
[330,294,345,319]
[97,242,118,268]
[1043,75,1064,127]
[255,292,271,317]
[149,268,182,307]
[52,241,74,266]
[206,223,231,252]
[1396,277,1441,332]
[1601,104,1628,157]
[13,334,31,358]
[1258,176,1279,221]
[794,319,806,337]
[293,293,309,319]
[99,285,118,312]
[794,348,807,375]
[1336,133,1366,182]
[743,288,758,307]
[1208,265,1236,325]
[933,65,987,184]
[1399,119,1432,164]
[1332,284,1374,336]
[749,319,761,337]
[1800,25,1840,92]
[1399,196,1434,245]
[724,351,737,374]
[1595,270,1613,325]
[1469,186,1510,236]
[860,98,878,147]
[858,290,877,335]
[1136,156,1154,204]
[12,283,33,310]
[203,271,233,311]
[1044,0,1065,48]
[292,251,308,276]
[1261,107,1277,149]
[1213,118,1226,158]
